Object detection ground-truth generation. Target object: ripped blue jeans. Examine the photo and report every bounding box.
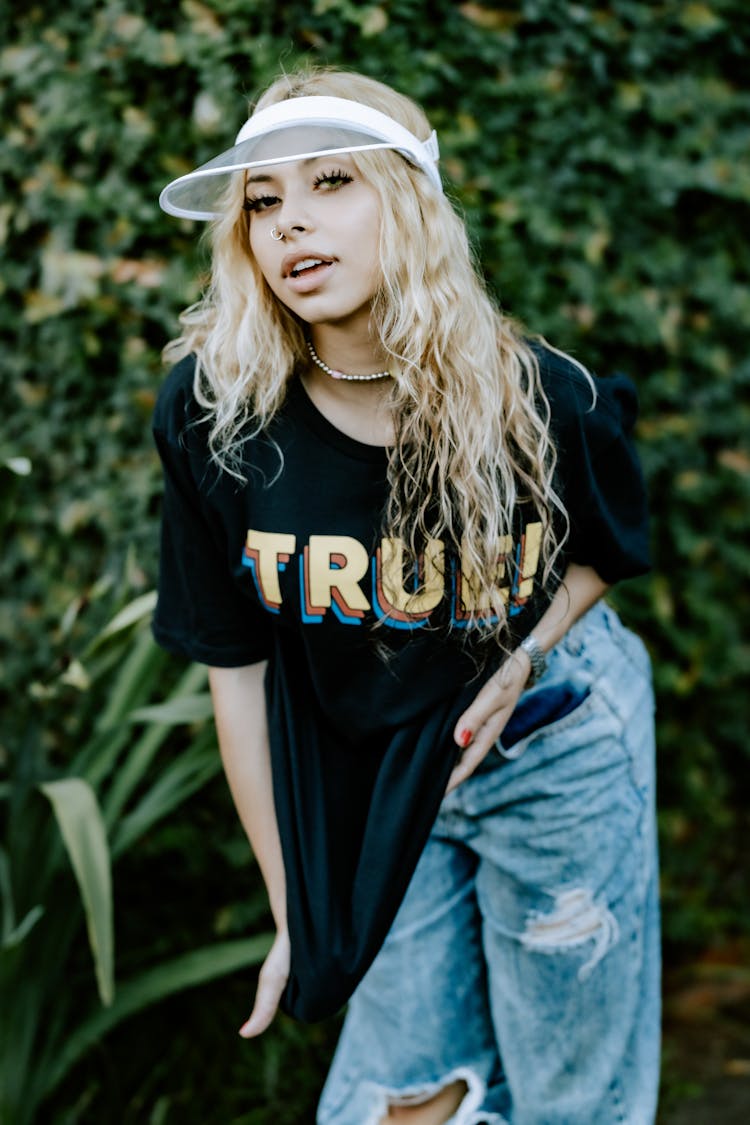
[317,602,660,1125]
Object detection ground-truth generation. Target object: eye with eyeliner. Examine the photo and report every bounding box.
[312,168,354,190]
[243,194,279,213]
[243,168,354,213]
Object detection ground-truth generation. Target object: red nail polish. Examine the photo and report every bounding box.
[459,728,473,748]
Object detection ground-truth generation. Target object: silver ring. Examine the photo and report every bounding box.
[270,227,285,241]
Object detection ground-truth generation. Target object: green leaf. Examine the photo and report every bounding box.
[2,905,46,951]
[0,847,43,950]
[103,661,209,828]
[129,693,214,725]
[112,738,220,856]
[93,626,165,733]
[39,934,273,1102]
[38,779,114,1006]
[87,591,158,651]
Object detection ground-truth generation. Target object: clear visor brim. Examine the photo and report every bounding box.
[160,125,407,220]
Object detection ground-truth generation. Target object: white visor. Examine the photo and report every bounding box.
[159,95,442,220]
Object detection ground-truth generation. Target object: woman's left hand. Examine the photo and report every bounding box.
[238,926,291,1038]
[447,648,532,793]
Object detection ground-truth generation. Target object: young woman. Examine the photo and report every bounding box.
[154,68,660,1125]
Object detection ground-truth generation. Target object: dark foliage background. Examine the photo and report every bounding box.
[2,0,749,1120]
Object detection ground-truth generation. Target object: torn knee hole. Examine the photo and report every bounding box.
[385,1078,468,1120]
[520,887,619,980]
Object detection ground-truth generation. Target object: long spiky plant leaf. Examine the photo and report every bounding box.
[103,661,209,828]
[38,779,114,1006]
[112,742,220,857]
[129,693,214,725]
[83,591,158,657]
[93,627,166,733]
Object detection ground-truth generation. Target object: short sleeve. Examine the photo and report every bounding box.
[540,352,651,584]
[151,360,272,667]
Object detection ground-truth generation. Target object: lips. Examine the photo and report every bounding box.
[281,250,335,279]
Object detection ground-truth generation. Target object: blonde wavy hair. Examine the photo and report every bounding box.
[164,66,579,647]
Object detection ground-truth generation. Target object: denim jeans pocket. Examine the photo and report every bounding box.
[496,680,592,761]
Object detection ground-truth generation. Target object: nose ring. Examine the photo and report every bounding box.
[270,227,285,241]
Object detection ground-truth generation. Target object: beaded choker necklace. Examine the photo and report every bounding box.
[306,339,391,383]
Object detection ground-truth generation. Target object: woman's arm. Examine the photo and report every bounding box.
[447,562,609,792]
[208,662,289,1037]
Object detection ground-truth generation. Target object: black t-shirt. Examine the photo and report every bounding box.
[152,345,650,1021]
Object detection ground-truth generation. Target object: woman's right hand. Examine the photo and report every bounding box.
[239,927,291,1038]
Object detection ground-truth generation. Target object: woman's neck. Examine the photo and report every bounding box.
[302,325,395,447]
[309,324,390,379]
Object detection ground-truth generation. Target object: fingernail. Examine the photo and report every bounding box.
[458,728,473,748]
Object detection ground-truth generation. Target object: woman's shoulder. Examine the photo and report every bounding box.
[528,338,640,446]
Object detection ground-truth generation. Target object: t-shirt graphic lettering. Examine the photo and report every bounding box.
[242,523,543,629]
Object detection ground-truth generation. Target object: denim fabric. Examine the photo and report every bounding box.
[317,602,660,1125]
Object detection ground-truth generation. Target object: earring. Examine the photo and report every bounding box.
[270,227,285,241]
